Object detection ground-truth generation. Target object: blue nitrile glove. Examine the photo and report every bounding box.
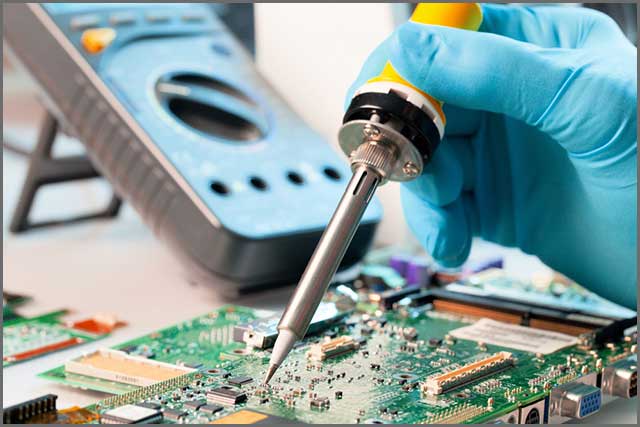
[347,4,637,308]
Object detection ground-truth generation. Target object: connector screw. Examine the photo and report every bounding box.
[403,162,419,177]
[362,124,380,138]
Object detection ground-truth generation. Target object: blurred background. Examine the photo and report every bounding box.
[4,3,636,247]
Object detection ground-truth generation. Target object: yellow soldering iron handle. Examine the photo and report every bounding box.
[367,3,483,127]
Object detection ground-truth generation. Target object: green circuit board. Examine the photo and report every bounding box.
[39,306,257,394]
[3,310,110,368]
[40,303,635,424]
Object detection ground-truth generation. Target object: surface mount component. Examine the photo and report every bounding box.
[65,348,195,386]
[207,386,248,405]
[3,3,380,290]
[100,404,163,424]
[233,302,348,349]
[306,336,359,362]
[421,352,515,395]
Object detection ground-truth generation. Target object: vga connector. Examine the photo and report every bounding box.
[550,382,602,419]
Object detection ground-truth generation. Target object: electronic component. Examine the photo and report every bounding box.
[549,382,601,419]
[137,402,161,410]
[183,400,206,410]
[64,349,195,386]
[421,352,515,395]
[163,409,188,422]
[100,404,163,424]
[369,286,422,310]
[233,302,348,349]
[207,386,248,405]
[519,399,547,424]
[310,397,330,410]
[306,336,359,362]
[228,376,253,386]
[601,356,637,398]
[3,394,57,424]
[198,404,223,415]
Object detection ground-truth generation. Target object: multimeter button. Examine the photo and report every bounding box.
[146,13,171,23]
[109,13,136,26]
[81,28,116,55]
[181,13,205,22]
[70,15,100,31]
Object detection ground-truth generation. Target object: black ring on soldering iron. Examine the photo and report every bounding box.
[343,92,442,164]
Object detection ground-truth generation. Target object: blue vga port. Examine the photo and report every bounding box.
[550,382,602,419]
[578,387,601,418]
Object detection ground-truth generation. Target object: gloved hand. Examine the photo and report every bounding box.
[347,4,637,308]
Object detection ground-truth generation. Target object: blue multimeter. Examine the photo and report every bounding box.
[4,3,381,291]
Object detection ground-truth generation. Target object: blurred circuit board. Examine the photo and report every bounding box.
[3,291,31,321]
[363,246,635,320]
[3,306,125,367]
[39,301,636,424]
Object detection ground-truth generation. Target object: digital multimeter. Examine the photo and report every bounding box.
[4,3,381,291]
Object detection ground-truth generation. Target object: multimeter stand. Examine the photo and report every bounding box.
[9,110,122,233]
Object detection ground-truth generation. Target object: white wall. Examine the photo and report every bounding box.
[255,3,413,246]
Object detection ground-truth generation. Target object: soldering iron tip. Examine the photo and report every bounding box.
[263,364,278,385]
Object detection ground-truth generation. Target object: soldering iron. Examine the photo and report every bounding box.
[264,3,483,384]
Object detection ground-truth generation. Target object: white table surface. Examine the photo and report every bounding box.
[2,121,637,423]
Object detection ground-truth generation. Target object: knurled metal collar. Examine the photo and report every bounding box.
[350,142,396,183]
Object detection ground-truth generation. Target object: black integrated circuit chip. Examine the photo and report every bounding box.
[228,376,253,387]
[183,399,206,410]
[199,403,224,415]
[207,386,248,405]
[163,408,188,422]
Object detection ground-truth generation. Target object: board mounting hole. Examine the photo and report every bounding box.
[287,171,305,186]
[508,415,516,423]
[210,181,229,196]
[323,167,342,181]
[249,176,268,191]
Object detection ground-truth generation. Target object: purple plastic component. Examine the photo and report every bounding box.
[465,256,504,274]
[389,254,410,276]
[405,257,431,286]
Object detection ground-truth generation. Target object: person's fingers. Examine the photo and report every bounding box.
[387,22,577,136]
[401,186,472,267]
[447,137,475,192]
[403,142,463,207]
[441,104,482,137]
[480,4,629,49]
